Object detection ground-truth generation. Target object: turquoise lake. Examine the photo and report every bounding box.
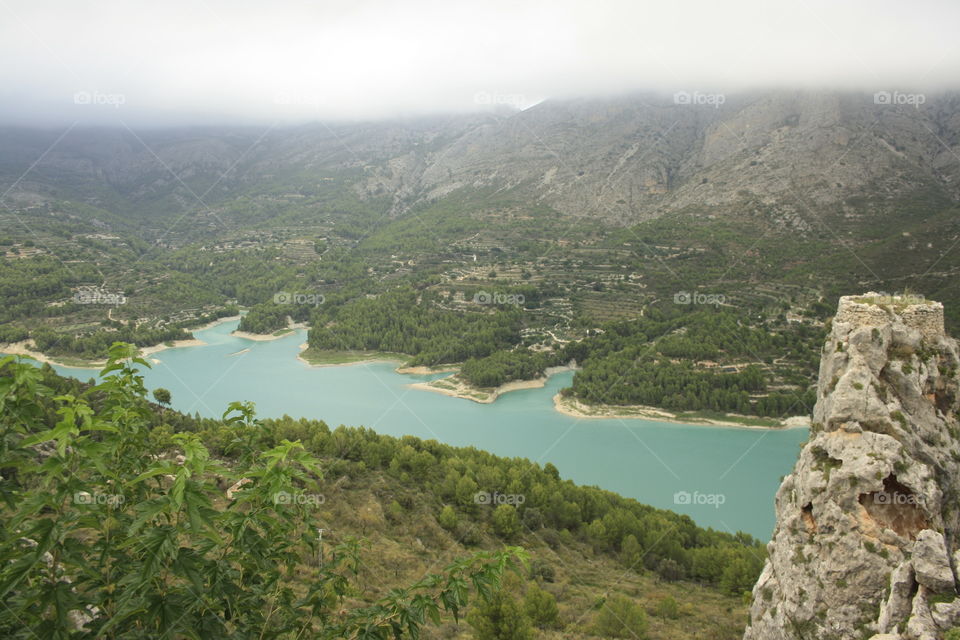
[44,319,807,540]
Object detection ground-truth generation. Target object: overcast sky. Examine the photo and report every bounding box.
[1,0,958,126]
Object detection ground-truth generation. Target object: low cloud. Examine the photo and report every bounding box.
[1,0,958,125]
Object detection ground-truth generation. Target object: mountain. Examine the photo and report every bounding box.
[745,293,960,639]
[5,90,960,357]
[4,91,959,224]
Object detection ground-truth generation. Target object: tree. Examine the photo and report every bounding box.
[438,504,458,531]
[528,557,556,583]
[493,504,521,540]
[594,594,649,639]
[655,596,680,619]
[523,583,559,629]
[152,387,172,407]
[468,576,534,640]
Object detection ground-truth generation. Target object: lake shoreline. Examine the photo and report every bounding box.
[552,393,809,430]
[0,340,108,369]
[0,313,244,370]
[296,344,408,368]
[407,365,578,404]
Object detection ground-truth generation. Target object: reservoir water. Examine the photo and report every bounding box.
[46,319,807,540]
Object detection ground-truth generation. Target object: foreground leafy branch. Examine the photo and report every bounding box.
[0,344,525,638]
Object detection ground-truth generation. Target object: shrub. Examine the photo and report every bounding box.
[594,594,649,638]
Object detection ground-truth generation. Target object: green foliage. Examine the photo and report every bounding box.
[593,594,648,638]
[308,287,523,366]
[459,347,560,388]
[31,324,191,360]
[522,583,559,628]
[0,347,526,638]
[467,575,534,640]
[492,504,521,540]
[438,504,458,531]
[151,387,171,406]
[564,306,820,417]
[238,303,291,334]
[1,346,770,635]
[655,595,680,619]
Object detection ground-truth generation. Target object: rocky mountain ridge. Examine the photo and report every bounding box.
[745,293,960,640]
[2,90,958,227]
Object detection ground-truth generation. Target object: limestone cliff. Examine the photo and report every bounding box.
[744,293,960,640]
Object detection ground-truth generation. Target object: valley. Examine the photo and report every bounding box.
[3,88,960,639]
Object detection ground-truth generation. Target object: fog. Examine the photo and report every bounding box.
[1,0,958,126]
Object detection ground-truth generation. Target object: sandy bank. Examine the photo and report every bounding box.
[0,341,107,369]
[395,364,459,375]
[139,339,206,358]
[231,329,296,342]
[552,394,809,430]
[408,365,577,404]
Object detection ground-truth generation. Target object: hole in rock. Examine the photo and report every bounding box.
[858,474,929,539]
[801,503,817,535]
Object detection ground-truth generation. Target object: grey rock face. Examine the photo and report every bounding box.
[744,293,960,640]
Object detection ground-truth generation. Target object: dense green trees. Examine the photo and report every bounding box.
[238,303,290,334]
[199,403,767,596]
[0,348,524,638]
[560,306,821,417]
[459,347,560,387]
[31,325,191,359]
[308,287,524,366]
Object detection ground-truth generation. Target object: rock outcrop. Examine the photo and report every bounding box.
[744,293,960,640]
